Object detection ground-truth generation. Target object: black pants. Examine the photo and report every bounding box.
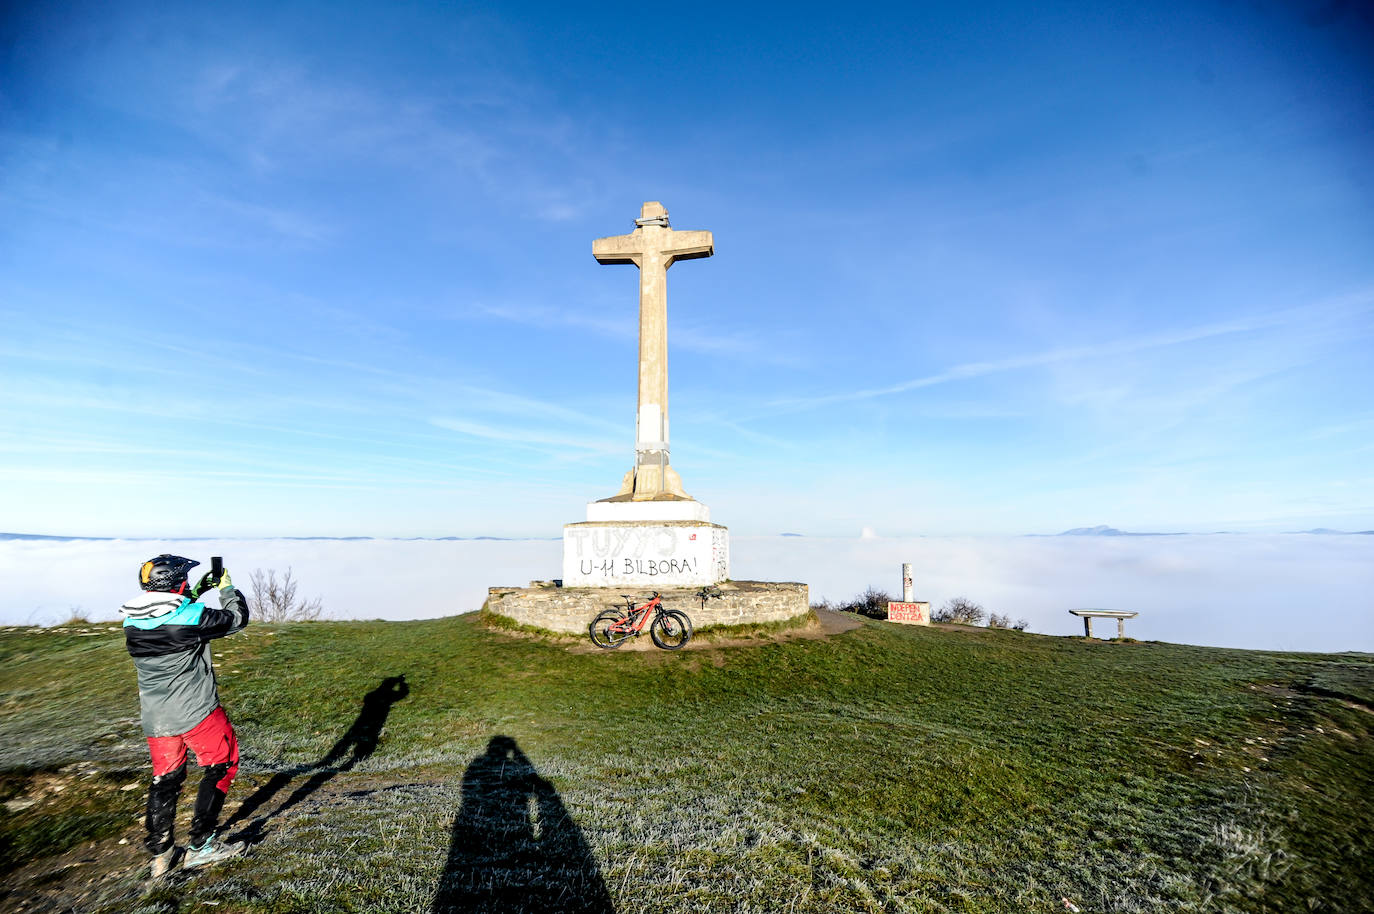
[145,762,231,854]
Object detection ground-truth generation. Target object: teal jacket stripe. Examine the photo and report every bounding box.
[123,599,207,630]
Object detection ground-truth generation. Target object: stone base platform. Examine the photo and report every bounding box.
[485,580,810,635]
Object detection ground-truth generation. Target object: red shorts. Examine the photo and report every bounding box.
[147,706,239,792]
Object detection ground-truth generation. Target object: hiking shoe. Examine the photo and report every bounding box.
[149,846,179,879]
[182,834,244,869]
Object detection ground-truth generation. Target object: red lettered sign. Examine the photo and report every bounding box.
[887,602,929,624]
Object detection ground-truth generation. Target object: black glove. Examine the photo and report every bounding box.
[191,572,216,599]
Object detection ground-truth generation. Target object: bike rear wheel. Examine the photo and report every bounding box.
[650,611,691,650]
[589,609,633,649]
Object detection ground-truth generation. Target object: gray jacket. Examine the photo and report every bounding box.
[121,588,250,736]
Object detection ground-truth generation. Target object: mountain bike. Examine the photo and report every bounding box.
[589,592,693,650]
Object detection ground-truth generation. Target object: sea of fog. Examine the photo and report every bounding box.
[2,535,1370,653]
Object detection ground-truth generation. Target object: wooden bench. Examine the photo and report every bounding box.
[1069,608,1138,639]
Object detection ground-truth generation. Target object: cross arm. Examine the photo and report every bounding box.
[663,230,713,265]
[593,233,645,266]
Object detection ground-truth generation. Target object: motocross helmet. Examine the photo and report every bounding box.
[139,554,200,593]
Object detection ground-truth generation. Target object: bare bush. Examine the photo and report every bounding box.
[934,597,986,625]
[814,587,894,620]
[248,567,325,622]
[988,612,1028,631]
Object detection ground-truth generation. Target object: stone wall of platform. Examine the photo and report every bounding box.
[485,580,809,635]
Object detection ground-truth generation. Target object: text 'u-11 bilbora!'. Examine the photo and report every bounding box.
[579,557,700,577]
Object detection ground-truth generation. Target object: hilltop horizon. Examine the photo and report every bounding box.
[4,532,1371,652]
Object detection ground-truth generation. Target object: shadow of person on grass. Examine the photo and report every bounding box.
[225,674,409,844]
[431,736,614,914]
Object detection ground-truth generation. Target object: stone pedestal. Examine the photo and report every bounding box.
[586,499,710,522]
[487,580,807,634]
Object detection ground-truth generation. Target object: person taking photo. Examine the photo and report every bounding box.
[119,554,249,878]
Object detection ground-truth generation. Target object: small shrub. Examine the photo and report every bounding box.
[820,587,894,620]
[934,597,986,625]
[988,612,1028,631]
[248,567,325,622]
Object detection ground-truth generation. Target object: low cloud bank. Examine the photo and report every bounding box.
[0,539,558,630]
[3,535,1369,653]
[735,535,1374,653]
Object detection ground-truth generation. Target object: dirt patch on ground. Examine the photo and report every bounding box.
[2,820,148,914]
[815,608,863,636]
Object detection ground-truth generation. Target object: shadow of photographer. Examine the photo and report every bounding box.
[431,735,614,914]
[226,674,410,843]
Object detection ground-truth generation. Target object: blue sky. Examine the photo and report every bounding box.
[2,0,1372,538]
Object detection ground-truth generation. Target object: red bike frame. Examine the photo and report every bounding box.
[606,592,665,636]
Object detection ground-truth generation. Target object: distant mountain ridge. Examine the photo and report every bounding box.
[0,532,114,542]
[1057,525,1177,537]
[1057,525,1374,537]
[1295,528,1374,535]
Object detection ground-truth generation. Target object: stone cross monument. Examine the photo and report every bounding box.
[592,201,713,502]
[562,202,730,588]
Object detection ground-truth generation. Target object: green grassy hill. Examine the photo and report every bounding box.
[1,612,1370,913]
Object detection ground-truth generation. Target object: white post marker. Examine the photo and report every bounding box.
[888,564,929,625]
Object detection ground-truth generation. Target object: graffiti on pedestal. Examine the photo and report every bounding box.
[578,556,699,577]
[564,525,726,585]
[710,532,729,581]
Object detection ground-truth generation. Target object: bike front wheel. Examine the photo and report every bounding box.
[650,610,692,650]
[589,610,633,649]
[667,610,693,643]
